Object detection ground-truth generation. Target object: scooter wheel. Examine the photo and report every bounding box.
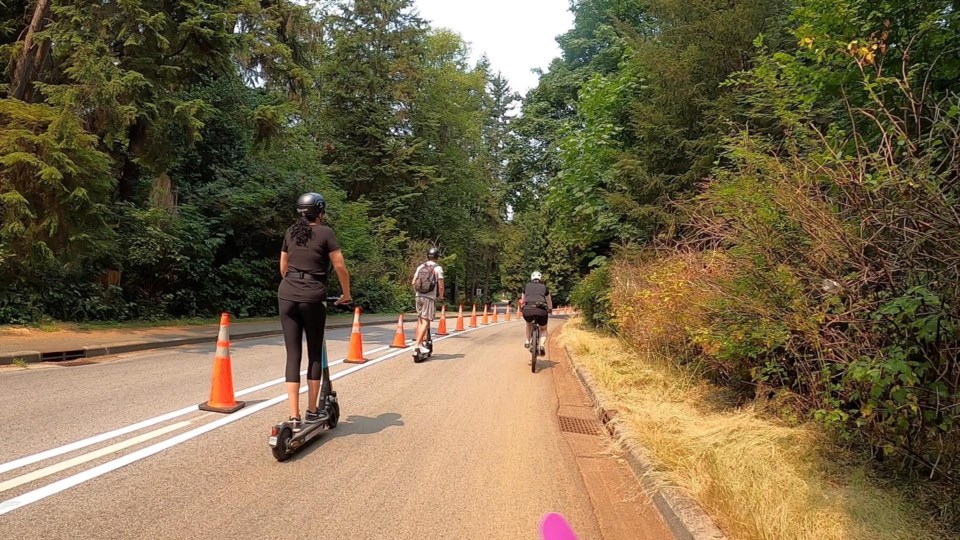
[272,427,293,462]
[327,401,340,429]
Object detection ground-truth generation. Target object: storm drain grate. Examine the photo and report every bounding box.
[558,415,603,436]
[40,350,85,362]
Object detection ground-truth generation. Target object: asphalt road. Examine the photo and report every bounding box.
[0,318,620,539]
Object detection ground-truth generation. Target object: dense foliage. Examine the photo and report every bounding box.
[0,0,518,321]
[510,0,960,527]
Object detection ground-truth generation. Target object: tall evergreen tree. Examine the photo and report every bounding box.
[481,69,520,217]
[314,0,430,215]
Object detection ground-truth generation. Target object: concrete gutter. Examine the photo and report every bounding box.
[563,345,727,540]
[0,315,406,366]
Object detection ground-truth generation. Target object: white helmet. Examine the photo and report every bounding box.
[531,271,543,281]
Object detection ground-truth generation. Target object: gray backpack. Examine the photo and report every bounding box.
[414,263,437,294]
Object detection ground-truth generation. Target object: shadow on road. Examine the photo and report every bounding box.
[425,353,465,362]
[533,359,558,373]
[237,399,274,408]
[286,412,404,462]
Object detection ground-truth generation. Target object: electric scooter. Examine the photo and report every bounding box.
[413,322,433,363]
[268,297,346,462]
[269,339,340,462]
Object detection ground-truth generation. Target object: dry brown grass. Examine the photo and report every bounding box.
[561,320,945,540]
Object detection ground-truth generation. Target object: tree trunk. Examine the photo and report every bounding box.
[10,0,52,102]
[483,258,491,306]
[150,172,176,212]
[119,119,148,200]
[466,271,474,305]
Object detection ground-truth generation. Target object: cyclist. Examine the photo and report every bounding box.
[521,271,552,355]
[278,192,352,430]
[412,247,444,356]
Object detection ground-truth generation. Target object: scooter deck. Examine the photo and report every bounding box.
[413,329,434,362]
[271,417,330,450]
[268,404,336,451]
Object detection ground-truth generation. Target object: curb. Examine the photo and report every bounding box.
[563,345,727,540]
[0,315,407,366]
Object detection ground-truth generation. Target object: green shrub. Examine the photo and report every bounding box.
[570,266,613,330]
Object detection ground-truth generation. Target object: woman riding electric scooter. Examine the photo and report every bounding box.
[278,192,352,430]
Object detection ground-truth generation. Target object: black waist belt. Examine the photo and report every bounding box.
[285,271,326,282]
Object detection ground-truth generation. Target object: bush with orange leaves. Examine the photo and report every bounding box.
[609,250,727,360]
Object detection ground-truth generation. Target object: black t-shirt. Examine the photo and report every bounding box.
[278,224,341,303]
[523,282,550,308]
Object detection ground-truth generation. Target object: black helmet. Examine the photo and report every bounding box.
[296,192,325,219]
[427,247,440,260]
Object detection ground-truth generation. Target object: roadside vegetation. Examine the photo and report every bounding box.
[562,320,945,540]
[517,0,960,535]
[1,0,517,323]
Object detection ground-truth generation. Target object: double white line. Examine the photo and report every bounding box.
[0,320,514,515]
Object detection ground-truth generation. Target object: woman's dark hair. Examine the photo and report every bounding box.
[291,216,314,246]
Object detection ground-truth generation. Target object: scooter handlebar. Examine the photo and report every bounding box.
[326,295,354,310]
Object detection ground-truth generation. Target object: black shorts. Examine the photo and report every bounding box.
[522,307,548,327]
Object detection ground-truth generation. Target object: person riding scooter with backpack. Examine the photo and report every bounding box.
[411,247,444,357]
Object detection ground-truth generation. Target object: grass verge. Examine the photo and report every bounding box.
[560,319,946,540]
[0,317,272,334]
[0,312,385,335]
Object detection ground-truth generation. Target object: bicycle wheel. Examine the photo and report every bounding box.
[531,325,539,373]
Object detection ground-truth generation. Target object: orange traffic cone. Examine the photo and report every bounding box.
[437,305,449,335]
[345,307,369,364]
[506,305,512,321]
[492,304,499,323]
[516,304,522,319]
[199,313,245,413]
[455,305,466,331]
[390,314,407,348]
[482,304,489,325]
[469,304,478,328]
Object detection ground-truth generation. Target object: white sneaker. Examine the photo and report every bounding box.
[419,345,430,354]
[524,341,530,349]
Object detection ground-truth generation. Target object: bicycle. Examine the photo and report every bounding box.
[530,323,541,373]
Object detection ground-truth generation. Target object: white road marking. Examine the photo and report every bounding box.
[0,322,511,515]
[0,421,191,493]
[0,341,395,476]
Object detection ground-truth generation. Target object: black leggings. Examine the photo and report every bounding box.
[279,299,327,383]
